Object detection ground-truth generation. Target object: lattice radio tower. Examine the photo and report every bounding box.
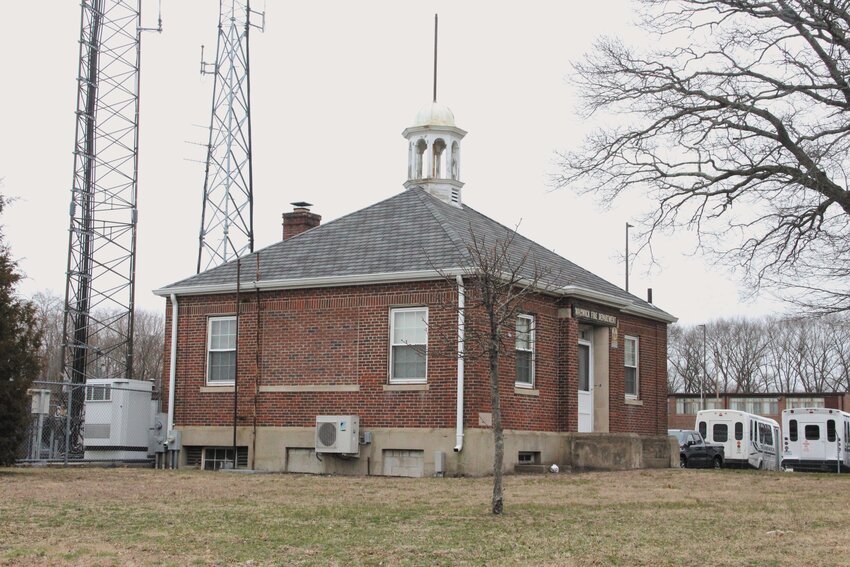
[60,0,160,456]
[197,1,265,273]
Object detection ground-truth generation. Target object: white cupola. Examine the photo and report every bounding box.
[403,101,467,207]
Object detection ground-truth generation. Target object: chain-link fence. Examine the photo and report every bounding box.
[17,380,161,465]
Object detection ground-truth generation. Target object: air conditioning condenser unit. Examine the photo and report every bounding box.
[315,415,359,455]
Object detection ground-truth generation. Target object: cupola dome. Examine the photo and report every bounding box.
[414,102,456,127]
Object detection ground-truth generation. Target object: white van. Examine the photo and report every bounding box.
[695,410,781,470]
[781,408,850,473]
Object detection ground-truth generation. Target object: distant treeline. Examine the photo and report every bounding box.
[669,315,850,394]
[30,291,165,389]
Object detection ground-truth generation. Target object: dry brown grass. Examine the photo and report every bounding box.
[1,467,848,566]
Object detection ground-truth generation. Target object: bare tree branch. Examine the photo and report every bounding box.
[557,0,850,311]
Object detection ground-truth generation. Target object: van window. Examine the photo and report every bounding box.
[805,424,820,440]
[789,419,798,442]
[698,421,706,439]
[827,420,836,442]
[764,426,773,446]
[734,422,743,440]
[713,423,728,442]
[750,420,754,441]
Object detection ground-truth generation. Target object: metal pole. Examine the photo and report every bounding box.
[699,324,706,410]
[433,14,438,103]
[233,258,240,468]
[625,223,629,292]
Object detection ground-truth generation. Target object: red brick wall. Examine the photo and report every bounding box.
[611,311,669,435]
[161,280,669,435]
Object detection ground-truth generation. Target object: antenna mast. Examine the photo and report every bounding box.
[197,0,265,273]
[433,13,438,103]
[61,0,161,460]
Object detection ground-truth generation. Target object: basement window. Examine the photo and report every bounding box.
[202,446,248,471]
[517,451,541,465]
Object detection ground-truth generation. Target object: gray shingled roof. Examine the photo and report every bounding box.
[159,188,673,320]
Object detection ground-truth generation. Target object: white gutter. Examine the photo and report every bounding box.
[556,285,631,308]
[454,275,465,452]
[167,294,178,433]
[153,268,468,297]
[622,303,678,323]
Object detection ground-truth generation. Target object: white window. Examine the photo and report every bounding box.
[786,397,825,409]
[515,314,535,387]
[730,397,780,415]
[207,316,237,384]
[624,335,639,398]
[85,385,111,402]
[390,307,428,383]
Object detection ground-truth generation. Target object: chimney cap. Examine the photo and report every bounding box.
[291,201,313,209]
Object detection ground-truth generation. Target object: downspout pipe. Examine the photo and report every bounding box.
[167,294,178,434]
[454,275,465,452]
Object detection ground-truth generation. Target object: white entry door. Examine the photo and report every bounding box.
[577,339,593,432]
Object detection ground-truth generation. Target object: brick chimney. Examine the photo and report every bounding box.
[282,202,321,240]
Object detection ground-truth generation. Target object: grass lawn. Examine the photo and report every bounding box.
[1,467,848,566]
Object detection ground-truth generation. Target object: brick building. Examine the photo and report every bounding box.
[668,392,850,430]
[155,101,677,476]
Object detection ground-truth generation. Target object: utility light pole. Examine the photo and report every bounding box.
[625,222,633,293]
[698,324,707,410]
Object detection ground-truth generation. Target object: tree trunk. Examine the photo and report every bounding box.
[489,342,504,515]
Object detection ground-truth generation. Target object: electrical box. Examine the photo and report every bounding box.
[434,451,446,476]
[83,378,153,461]
[315,415,360,455]
[28,389,51,415]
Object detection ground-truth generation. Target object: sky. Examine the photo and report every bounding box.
[0,1,788,325]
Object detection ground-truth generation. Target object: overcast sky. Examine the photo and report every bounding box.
[0,1,788,325]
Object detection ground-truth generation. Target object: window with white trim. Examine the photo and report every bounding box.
[624,335,639,398]
[207,316,237,384]
[390,307,428,383]
[515,314,534,387]
[85,385,111,402]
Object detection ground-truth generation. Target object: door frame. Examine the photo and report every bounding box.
[577,338,593,432]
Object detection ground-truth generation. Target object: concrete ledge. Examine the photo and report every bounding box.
[624,398,644,406]
[563,432,673,471]
[199,386,234,393]
[383,384,429,392]
[259,384,360,393]
[514,387,539,397]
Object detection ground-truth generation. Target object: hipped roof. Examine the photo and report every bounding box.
[156,188,675,323]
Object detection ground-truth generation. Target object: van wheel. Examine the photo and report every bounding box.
[680,456,687,469]
[713,457,722,470]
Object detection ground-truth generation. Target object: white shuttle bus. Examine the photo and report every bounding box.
[781,408,850,473]
[695,409,781,470]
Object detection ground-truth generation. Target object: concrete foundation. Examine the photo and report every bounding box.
[178,426,675,476]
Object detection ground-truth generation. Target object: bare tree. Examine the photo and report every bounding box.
[667,324,703,393]
[557,0,850,313]
[763,320,802,393]
[671,314,850,395]
[31,290,64,381]
[28,289,164,388]
[434,227,551,515]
